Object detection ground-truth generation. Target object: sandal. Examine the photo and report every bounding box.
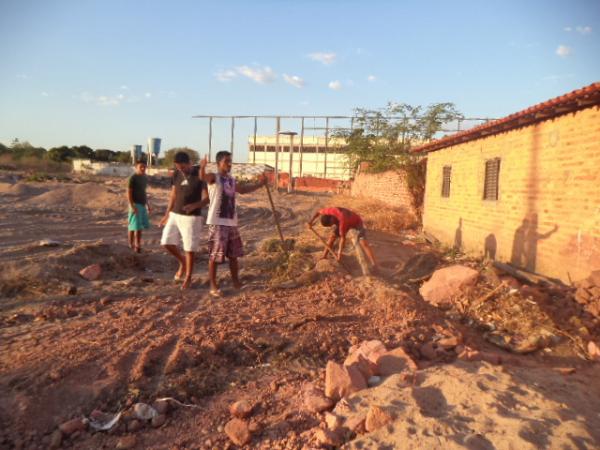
[209,289,223,298]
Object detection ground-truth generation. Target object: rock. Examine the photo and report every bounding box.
[554,367,576,375]
[344,352,377,379]
[127,419,142,432]
[345,414,366,433]
[575,288,592,304]
[367,375,382,387]
[588,341,600,361]
[365,405,394,432]
[437,336,461,350]
[59,418,87,436]
[79,264,102,281]
[419,265,479,307]
[324,412,343,431]
[588,270,600,287]
[224,418,252,446]
[151,414,166,428]
[49,430,62,449]
[39,239,61,247]
[229,400,254,418]
[325,361,367,401]
[100,296,113,306]
[152,399,170,415]
[456,346,482,362]
[303,384,334,413]
[419,342,438,360]
[589,286,600,298]
[344,340,388,378]
[133,403,158,420]
[115,435,137,449]
[376,346,418,376]
[314,428,342,447]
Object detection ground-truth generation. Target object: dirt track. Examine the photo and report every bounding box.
[1,175,600,449]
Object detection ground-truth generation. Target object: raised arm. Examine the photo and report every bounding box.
[307,210,321,228]
[199,155,216,184]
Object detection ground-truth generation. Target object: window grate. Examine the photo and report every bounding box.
[483,158,501,200]
[441,166,451,197]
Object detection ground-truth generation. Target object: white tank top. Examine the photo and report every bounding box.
[207,174,238,226]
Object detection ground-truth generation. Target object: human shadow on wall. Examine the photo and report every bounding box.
[454,218,463,251]
[484,234,497,260]
[510,213,558,272]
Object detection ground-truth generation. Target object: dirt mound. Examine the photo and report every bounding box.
[337,361,600,449]
[25,182,126,210]
[0,242,140,297]
[0,181,48,197]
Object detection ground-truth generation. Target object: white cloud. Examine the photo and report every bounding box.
[576,25,592,35]
[41,91,49,97]
[556,45,572,57]
[300,100,310,106]
[144,92,152,98]
[564,26,572,32]
[235,65,276,84]
[120,85,129,90]
[367,75,377,82]
[79,91,124,106]
[283,74,305,88]
[16,73,31,80]
[215,69,237,82]
[308,52,337,65]
[328,80,342,91]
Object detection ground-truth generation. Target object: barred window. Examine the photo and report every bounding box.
[441,166,451,198]
[483,158,501,200]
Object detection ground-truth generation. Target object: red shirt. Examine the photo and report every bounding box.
[319,207,363,237]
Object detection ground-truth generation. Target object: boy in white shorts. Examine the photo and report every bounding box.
[159,151,208,289]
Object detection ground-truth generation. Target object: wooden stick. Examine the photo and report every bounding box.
[308,227,352,274]
[264,183,286,247]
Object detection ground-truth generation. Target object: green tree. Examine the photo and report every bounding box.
[162,147,199,167]
[93,149,118,162]
[10,141,47,160]
[72,145,94,159]
[336,102,462,213]
[47,146,75,162]
[114,151,132,164]
[0,142,8,156]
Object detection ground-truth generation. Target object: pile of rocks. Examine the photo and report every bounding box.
[296,340,418,448]
[573,270,600,318]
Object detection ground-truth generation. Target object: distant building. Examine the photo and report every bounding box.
[248,135,351,180]
[413,82,600,283]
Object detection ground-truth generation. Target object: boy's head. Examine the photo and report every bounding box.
[216,151,232,173]
[135,160,147,174]
[174,151,191,172]
[320,214,337,227]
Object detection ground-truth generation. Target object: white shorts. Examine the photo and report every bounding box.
[160,212,204,253]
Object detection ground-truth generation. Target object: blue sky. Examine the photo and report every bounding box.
[1,0,599,161]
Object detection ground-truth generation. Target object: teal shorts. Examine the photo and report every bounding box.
[128,203,150,231]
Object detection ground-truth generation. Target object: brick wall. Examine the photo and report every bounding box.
[351,168,418,222]
[423,106,600,283]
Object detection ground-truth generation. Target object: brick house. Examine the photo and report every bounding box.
[412,83,600,283]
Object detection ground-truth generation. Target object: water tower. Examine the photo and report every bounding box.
[147,138,161,166]
[130,145,142,164]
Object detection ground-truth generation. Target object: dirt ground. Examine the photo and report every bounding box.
[1,172,600,450]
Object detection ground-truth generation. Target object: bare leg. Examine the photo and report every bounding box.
[359,239,377,267]
[209,259,219,291]
[163,245,185,279]
[181,251,194,289]
[321,234,337,260]
[229,257,241,289]
[128,230,135,249]
[135,231,142,252]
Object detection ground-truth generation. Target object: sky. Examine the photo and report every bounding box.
[0,0,599,161]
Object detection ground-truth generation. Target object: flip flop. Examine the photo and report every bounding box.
[209,289,223,298]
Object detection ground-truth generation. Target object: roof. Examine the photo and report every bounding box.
[411,82,600,154]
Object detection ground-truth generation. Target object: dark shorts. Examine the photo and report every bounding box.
[208,225,244,263]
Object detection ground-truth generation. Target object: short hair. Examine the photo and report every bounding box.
[320,215,336,227]
[135,159,146,166]
[174,151,190,164]
[216,151,232,163]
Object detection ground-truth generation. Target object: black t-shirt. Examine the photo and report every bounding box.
[171,166,205,216]
[128,174,147,205]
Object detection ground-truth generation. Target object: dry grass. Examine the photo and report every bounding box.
[0,154,71,173]
[329,194,419,234]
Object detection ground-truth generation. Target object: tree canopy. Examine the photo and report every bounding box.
[162,147,200,167]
